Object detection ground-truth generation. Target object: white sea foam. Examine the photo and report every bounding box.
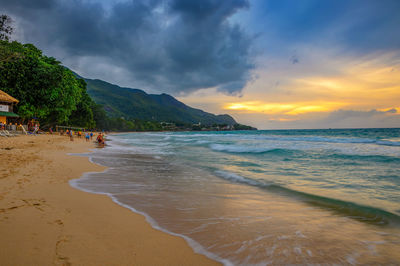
[210,144,278,153]
[214,170,261,186]
[69,186,233,265]
[68,131,400,265]
[209,140,400,157]
[105,141,173,155]
[106,195,234,266]
[69,153,233,266]
[376,140,400,146]
[197,140,211,143]
[203,132,400,147]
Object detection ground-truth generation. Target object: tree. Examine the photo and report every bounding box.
[0,41,95,127]
[0,15,13,41]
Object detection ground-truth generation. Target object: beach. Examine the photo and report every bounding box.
[73,130,400,265]
[0,135,219,265]
[1,130,400,265]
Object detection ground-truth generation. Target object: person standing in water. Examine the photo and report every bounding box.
[96,133,105,147]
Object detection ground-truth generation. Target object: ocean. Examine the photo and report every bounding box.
[71,128,400,265]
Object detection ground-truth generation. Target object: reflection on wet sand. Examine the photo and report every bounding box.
[73,152,400,265]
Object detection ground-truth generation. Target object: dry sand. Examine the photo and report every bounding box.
[0,134,220,265]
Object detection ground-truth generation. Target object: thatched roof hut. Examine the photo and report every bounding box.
[0,90,19,103]
[0,90,19,124]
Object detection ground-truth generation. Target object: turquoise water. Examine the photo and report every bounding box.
[72,128,400,264]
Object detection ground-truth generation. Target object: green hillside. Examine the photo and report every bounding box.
[0,36,246,131]
[83,77,237,125]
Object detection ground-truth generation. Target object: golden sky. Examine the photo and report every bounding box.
[179,51,400,129]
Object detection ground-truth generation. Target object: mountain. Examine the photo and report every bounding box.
[81,77,237,125]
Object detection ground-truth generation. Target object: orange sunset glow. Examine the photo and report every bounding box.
[180,51,400,129]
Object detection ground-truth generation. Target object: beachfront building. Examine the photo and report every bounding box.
[0,89,19,124]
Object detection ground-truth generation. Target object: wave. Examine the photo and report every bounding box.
[215,170,261,186]
[113,132,400,150]
[376,140,400,146]
[214,170,400,226]
[201,132,400,146]
[210,144,288,154]
[329,153,400,163]
[210,142,400,158]
[245,135,400,147]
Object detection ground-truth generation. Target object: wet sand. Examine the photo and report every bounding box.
[75,148,400,265]
[0,134,219,265]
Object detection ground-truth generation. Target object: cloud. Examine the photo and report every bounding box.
[290,55,299,64]
[319,108,400,128]
[248,0,400,58]
[385,108,397,114]
[0,0,254,94]
[329,109,374,118]
[228,108,400,130]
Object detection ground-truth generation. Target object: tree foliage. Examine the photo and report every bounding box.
[0,39,163,131]
[93,109,162,132]
[0,40,95,127]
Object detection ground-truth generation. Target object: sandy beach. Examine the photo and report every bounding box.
[0,134,219,265]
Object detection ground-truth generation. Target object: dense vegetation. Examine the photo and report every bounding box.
[83,78,237,125]
[0,40,96,128]
[0,40,161,131]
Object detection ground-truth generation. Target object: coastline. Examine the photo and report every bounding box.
[0,135,219,265]
[81,130,400,265]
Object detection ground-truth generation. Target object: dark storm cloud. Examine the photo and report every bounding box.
[0,0,254,94]
[0,0,54,9]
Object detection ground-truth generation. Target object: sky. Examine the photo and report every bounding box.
[1,0,399,129]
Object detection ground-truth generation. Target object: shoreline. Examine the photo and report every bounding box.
[0,135,219,265]
[70,169,232,266]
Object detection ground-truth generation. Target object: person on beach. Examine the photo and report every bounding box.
[27,120,32,132]
[85,132,90,142]
[96,133,105,147]
[69,130,74,141]
[33,123,39,135]
[90,132,93,140]
[96,133,102,143]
